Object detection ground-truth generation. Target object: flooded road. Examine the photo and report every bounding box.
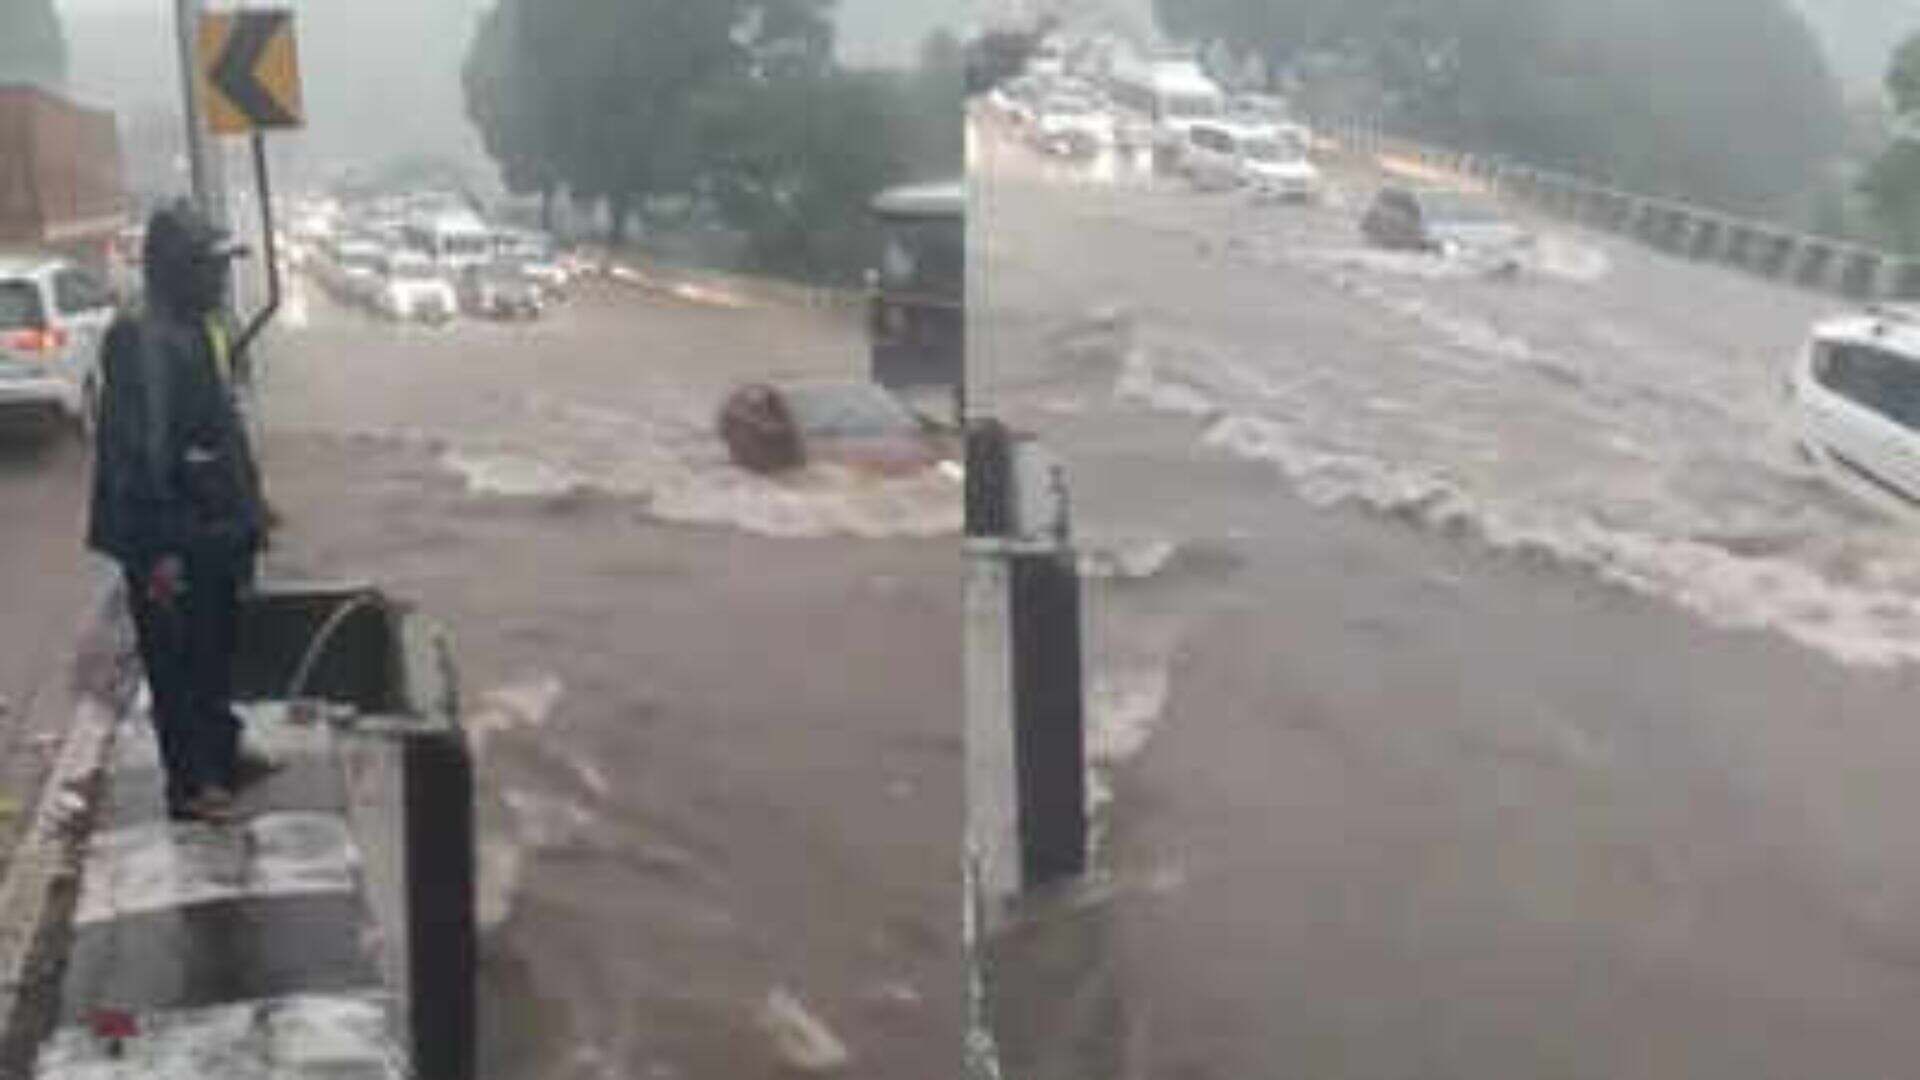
[973,108,1920,1077]
[0,429,111,875]
[256,275,960,1078]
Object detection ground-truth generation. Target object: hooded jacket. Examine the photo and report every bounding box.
[87,205,265,566]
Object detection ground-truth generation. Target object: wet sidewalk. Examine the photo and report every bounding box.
[33,697,406,1076]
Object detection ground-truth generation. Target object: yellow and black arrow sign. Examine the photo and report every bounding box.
[198,10,304,135]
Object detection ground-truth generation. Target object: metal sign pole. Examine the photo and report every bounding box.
[235,131,281,370]
[172,0,211,209]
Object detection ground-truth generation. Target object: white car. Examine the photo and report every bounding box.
[1181,122,1249,191]
[1031,93,1113,156]
[1789,307,1920,514]
[322,239,384,305]
[995,75,1044,127]
[496,232,572,297]
[1239,126,1321,202]
[0,255,115,434]
[374,252,457,324]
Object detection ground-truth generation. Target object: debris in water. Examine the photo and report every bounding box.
[864,980,923,1011]
[758,987,850,1073]
[85,1008,137,1058]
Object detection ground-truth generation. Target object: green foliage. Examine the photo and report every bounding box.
[462,0,951,279]
[1159,0,1847,213]
[1888,33,1920,117]
[698,71,894,281]
[1862,34,1920,254]
[0,0,69,87]
[1863,140,1920,252]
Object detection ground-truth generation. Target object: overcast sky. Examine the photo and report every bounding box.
[52,0,961,188]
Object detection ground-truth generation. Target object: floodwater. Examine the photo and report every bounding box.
[973,102,1920,1078]
[256,273,961,1078]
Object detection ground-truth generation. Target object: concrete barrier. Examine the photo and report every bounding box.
[1754,231,1797,279]
[1686,214,1724,262]
[965,423,1087,933]
[1722,222,1757,268]
[231,583,476,1080]
[1887,260,1920,300]
[1840,249,1883,300]
[1793,242,1835,290]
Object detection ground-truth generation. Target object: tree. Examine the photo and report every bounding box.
[1157,0,1847,214]
[698,70,894,280]
[1863,33,1920,252]
[463,0,561,229]
[0,0,69,87]
[462,0,837,248]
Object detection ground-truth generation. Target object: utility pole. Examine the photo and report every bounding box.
[172,0,228,227]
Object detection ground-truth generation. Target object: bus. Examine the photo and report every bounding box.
[1106,51,1226,170]
[867,181,963,422]
[403,210,492,273]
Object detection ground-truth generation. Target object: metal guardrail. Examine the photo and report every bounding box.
[1313,114,1920,302]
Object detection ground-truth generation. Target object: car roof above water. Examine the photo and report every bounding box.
[0,252,64,278]
[1813,308,1920,360]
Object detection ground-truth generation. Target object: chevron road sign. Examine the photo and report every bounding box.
[197,9,305,135]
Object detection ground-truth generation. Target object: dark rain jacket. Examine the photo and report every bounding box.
[86,271,264,568]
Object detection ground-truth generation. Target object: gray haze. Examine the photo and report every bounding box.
[1794,0,1920,91]
[54,0,961,191]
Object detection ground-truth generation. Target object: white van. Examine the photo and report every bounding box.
[1108,54,1225,168]
[405,210,493,274]
[1238,124,1321,202]
[1790,307,1920,512]
[1182,123,1245,191]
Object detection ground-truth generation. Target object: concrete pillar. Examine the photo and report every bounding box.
[1687,216,1721,262]
[965,423,1088,929]
[1890,260,1920,300]
[1793,242,1832,289]
[1840,250,1881,300]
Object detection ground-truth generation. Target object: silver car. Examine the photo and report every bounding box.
[0,255,116,434]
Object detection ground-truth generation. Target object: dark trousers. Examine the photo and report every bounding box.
[124,555,244,807]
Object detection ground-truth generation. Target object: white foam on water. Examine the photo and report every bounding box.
[1079,538,1182,581]
[1086,665,1173,767]
[646,463,962,539]
[475,831,522,936]
[1115,347,1222,418]
[466,675,566,759]
[1533,234,1613,283]
[434,392,961,540]
[502,788,598,850]
[1293,246,1482,283]
[1202,412,1920,669]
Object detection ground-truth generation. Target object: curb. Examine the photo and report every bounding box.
[0,580,134,1076]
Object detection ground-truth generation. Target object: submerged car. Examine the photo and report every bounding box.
[717,381,951,476]
[1361,185,1534,266]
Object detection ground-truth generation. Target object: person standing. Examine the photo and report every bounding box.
[87,201,272,824]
